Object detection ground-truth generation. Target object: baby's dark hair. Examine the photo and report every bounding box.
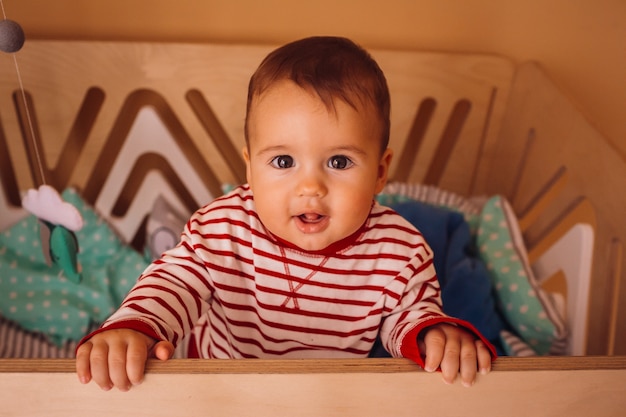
[244,36,391,153]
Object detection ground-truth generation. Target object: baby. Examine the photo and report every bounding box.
[76,36,495,391]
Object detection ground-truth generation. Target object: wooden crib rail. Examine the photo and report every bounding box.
[1,357,625,417]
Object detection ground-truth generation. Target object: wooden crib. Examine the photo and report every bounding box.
[0,40,625,415]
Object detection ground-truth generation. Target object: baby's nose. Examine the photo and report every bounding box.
[296,169,327,197]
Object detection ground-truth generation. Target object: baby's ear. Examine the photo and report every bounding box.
[242,146,252,184]
[375,148,393,193]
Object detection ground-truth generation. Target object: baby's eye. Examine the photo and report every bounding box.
[270,155,294,169]
[328,155,353,170]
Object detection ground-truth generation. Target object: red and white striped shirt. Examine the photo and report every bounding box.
[96,185,488,363]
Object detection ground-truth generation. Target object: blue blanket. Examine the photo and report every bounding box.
[370,200,507,356]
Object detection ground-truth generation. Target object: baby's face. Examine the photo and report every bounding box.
[243,80,392,251]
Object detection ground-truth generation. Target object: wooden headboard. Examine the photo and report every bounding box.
[0,40,513,212]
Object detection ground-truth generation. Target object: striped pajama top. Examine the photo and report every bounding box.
[91,185,488,363]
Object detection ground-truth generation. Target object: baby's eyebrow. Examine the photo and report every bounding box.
[330,145,367,156]
[255,145,291,156]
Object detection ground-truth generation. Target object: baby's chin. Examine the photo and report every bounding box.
[285,235,336,252]
[264,216,364,252]
[270,228,340,252]
[282,225,362,253]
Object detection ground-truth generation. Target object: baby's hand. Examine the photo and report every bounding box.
[419,323,492,387]
[75,329,174,391]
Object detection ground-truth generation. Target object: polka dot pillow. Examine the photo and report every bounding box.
[0,188,149,346]
[476,195,567,355]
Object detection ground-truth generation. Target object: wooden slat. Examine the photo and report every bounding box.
[607,239,623,355]
[526,197,596,264]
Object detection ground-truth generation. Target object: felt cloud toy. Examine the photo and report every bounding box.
[22,185,84,283]
[22,185,84,231]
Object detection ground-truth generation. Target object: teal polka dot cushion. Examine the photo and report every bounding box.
[0,188,148,346]
[476,195,567,355]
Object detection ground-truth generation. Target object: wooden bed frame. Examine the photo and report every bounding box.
[1,356,625,416]
[0,40,625,414]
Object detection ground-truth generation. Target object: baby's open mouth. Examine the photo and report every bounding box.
[293,212,329,234]
[298,213,324,223]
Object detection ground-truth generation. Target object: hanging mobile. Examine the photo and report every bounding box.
[0,1,84,283]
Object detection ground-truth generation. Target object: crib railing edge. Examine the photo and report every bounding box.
[1,355,625,374]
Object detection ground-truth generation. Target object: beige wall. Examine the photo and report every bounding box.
[6,0,626,153]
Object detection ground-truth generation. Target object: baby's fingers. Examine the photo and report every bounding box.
[457,335,480,387]
[124,339,151,387]
[151,340,175,361]
[439,341,462,385]
[422,325,461,384]
[421,326,446,373]
[86,341,115,391]
[107,340,134,391]
[75,343,93,385]
[476,339,493,375]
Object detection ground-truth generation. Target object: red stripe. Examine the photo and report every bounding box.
[130,284,197,329]
[124,303,177,345]
[249,283,382,307]
[217,299,381,337]
[224,332,372,357]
